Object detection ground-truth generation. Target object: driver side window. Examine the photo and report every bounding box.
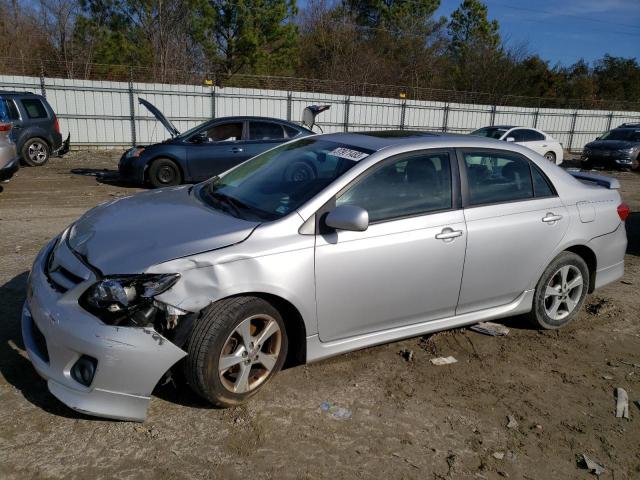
[337,152,453,223]
[202,122,244,142]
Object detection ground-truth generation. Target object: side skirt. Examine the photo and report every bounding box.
[305,290,534,363]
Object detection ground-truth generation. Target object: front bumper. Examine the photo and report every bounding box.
[22,238,186,421]
[118,153,146,184]
[0,156,19,181]
[582,152,636,169]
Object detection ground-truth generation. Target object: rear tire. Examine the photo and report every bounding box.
[527,252,589,330]
[21,138,50,166]
[148,158,182,188]
[184,297,288,407]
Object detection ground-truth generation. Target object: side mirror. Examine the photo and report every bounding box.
[505,136,515,142]
[324,205,369,232]
[191,132,207,144]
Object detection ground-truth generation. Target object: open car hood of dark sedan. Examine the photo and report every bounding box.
[68,186,259,275]
[139,98,180,138]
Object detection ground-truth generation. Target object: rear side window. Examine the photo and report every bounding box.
[284,125,301,138]
[337,152,452,223]
[510,129,544,142]
[21,99,48,119]
[531,164,555,197]
[249,121,285,140]
[463,152,533,205]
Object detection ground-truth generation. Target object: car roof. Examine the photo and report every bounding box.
[0,90,41,97]
[318,130,510,151]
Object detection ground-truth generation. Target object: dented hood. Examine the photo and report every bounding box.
[69,186,259,274]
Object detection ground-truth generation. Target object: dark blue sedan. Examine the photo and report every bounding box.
[119,99,327,188]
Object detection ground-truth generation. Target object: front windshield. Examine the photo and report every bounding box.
[177,122,207,139]
[470,127,509,139]
[199,138,373,221]
[600,129,640,141]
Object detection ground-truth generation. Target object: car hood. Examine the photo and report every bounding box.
[586,140,637,149]
[68,186,259,275]
[139,98,180,138]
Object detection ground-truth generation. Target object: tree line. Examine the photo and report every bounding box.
[1,0,639,108]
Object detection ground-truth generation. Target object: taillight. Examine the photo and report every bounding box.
[0,123,11,132]
[54,116,61,134]
[617,203,630,221]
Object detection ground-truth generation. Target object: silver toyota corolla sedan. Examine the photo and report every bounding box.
[23,131,628,421]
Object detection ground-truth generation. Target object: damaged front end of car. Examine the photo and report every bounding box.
[21,232,193,422]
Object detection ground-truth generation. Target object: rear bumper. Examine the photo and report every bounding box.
[0,156,19,181]
[22,239,186,421]
[54,134,70,157]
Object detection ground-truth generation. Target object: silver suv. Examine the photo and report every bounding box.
[23,131,628,421]
[0,122,18,189]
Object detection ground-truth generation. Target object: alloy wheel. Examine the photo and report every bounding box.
[544,265,584,321]
[218,314,282,394]
[28,141,48,164]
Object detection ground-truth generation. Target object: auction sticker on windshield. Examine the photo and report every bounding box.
[329,147,370,161]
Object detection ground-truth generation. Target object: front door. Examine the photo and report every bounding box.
[315,150,467,342]
[186,120,250,181]
[456,149,569,313]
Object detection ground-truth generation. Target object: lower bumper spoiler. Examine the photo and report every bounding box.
[55,134,70,157]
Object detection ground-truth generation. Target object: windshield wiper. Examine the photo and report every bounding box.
[209,191,244,218]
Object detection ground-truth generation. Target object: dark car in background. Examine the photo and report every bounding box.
[0,91,70,166]
[582,123,640,170]
[119,99,328,188]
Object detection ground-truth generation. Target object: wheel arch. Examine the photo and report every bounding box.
[197,292,308,369]
[564,245,597,293]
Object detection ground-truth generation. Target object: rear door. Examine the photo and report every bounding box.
[456,149,569,314]
[315,149,467,342]
[241,120,290,159]
[512,128,548,155]
[186,120,249,180]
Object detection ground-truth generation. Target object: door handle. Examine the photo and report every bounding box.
[435,228,463,240]
[542,213,563,223]
[231,147,244,153]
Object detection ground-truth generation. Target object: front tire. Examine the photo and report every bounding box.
[184,297,288,407]
[148,158,182,188]
[22,138,50,166]
[527,252,589,329]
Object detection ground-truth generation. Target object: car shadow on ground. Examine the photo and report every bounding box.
[70,168,145,189]
[0,272,110,421]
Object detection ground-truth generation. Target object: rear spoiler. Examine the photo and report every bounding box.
[568,170,620,189]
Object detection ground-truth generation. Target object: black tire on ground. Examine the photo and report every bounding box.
[21,138,50,166]
[543,151,556,163]
[184,296,288,407]
[148,158,182,188]
[526,252,590,330]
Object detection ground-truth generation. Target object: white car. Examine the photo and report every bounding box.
[471,126,564,165]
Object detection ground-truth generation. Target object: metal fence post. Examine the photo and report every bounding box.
[39,63,46,98]
[399,101,407,130]
[568,110,578,152]
[606,112,613,132]
[442,104,450,132]
[533,109,539,128]
[286,91,292,122]
[211,84,217,119]
[128,70,136,147]
[490,105,497,126]
[344,96,350,132]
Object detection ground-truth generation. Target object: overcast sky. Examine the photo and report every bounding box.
[434,0,640,66]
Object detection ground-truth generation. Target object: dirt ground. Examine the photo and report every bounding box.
[0,151,638,480]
